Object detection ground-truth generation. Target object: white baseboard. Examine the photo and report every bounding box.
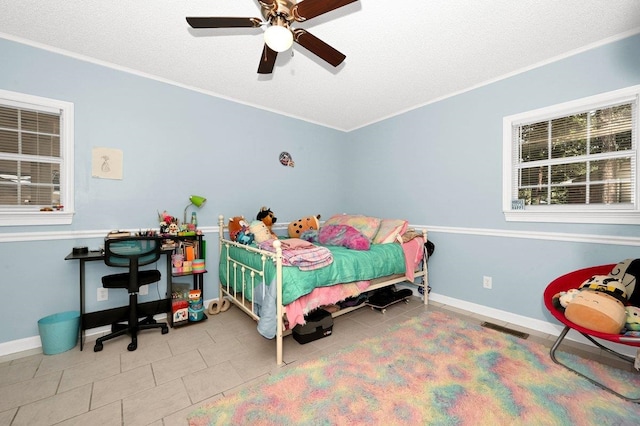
[0,305,204,358]
[2,295,636,359]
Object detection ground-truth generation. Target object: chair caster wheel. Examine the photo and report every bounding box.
[127,342,137,351]
[94,343,103,352]
[161,327,169,335]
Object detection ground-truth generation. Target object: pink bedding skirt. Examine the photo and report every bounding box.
[284,237,424,328]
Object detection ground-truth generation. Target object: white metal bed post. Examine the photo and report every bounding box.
[422,228,429,306]
[273,239,284,365]
[218,215,226,313]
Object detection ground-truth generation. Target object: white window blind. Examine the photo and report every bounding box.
[0,90,74,226]
[503,86,640,224]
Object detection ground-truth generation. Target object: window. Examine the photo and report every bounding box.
[0,90,74,226]
[503,85,639,224]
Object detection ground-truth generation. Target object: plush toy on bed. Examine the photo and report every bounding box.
[256,206,277,238]
[250,220,273,244]
[228,216,254,245]
[288,214,321,238]
[564,275,627,334]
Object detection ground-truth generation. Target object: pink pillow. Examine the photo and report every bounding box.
[318,225,370,250]
[373,219,408,244]
[323,214,381,241]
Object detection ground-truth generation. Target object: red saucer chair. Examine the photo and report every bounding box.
[543,264,640,402]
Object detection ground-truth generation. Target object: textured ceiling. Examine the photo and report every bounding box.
[1,0,639,131]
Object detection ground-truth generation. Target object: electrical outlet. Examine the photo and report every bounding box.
[97,288,108,301]
[483,276,492,289]
[139,285,148,296]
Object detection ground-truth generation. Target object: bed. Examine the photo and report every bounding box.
[216,214,429,365]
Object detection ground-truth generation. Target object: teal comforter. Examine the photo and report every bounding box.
[219,241,406,306]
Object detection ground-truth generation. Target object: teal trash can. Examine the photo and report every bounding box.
[37,311,80,355]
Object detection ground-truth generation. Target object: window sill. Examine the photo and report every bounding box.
[503,210,640,225]
[0,211,74,226]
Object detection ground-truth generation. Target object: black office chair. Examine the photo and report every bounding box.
[94,236,169,352]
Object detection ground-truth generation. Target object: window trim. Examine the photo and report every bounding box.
[0,90,74,226]
[503,85,640,225]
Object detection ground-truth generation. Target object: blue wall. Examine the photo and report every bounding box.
[346,33,640,322]
[1,33,639,349]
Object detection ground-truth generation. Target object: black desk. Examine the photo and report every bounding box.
[64,235,204,350]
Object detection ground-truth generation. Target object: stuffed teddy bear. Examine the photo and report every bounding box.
[250,220,273,244]
[564,275,627,334]
[256,206,277,238]
[288,214,321,238]
[625,306,640,331]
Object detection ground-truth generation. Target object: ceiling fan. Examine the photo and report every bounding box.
[186,0,359,74]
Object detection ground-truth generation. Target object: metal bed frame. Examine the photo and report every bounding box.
[217,215,429,365]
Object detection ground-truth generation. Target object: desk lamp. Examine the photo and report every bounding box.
[183,195,207,225]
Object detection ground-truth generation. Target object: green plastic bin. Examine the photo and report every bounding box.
[37,311,80,355]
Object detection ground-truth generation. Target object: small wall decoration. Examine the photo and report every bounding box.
[92,147,123,180]
[279,151,295,167]
[511,199,525,210]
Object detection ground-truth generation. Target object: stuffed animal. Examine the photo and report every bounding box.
[555,288,580,310]
[564,275,628,334]
[608,259,640,306]
[158,210,179,235]
[250,220,273,244]
[288,214,321,238]
[579,274,628,302]
[228,216,254,244]
[625,306,640,331]
[565,290,626,334]
[256,206,277,238]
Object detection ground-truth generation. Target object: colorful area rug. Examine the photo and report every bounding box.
[188,310,640,425]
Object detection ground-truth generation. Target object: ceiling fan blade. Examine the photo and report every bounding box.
[292,0,358,21]
[293,29,346,67]
[186,17,263,28]
[258,44,278,74]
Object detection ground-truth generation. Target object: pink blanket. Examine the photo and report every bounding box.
[285,280,371,328]
[402,237,425,282]
[285,237,425,328]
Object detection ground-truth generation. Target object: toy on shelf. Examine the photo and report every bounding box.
[188,289,204,322]
[171,282,191,324]
[159,210,180,235]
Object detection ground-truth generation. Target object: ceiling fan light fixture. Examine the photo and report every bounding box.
[264,25,293,52]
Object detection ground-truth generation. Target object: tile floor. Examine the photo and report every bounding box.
[0,298,634,425]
